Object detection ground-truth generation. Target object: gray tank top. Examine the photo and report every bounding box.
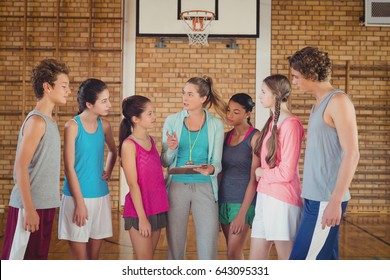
[301,90,351,202]
[10,110,61,209]
[219,128,258,204]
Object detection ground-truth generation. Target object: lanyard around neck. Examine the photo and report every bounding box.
[185,112,204,165]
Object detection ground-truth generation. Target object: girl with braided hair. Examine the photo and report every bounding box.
[249,74,304,260]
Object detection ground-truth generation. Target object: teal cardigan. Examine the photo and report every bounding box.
[161,108,224,201]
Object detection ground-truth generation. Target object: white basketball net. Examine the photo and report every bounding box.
[187,33,210,46]
[180,10,215,46]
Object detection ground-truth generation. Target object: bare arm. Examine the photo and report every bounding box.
[321,93,360,229]
[161,116,178,167]
[121,140,151,237]
[102,119,117,181]
[217,132,229,185]
[14,115,46,233]
[63,120,88,227]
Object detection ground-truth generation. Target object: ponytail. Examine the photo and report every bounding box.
[118,118,133,157]
[118,95,151,157]
[186,75,227,121]
[202,75,227,121]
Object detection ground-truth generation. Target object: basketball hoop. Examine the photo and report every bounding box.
[180,10,215,46]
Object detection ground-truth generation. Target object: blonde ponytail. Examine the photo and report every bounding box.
[186,75,227,121]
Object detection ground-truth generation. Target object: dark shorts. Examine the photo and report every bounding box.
[1,206,56,260]
[124,212,168,231]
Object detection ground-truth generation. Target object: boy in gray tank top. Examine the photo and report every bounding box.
[288,47,359,260]
[1,59,71,260]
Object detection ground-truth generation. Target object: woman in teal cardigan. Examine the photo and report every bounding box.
[161,76,226,260]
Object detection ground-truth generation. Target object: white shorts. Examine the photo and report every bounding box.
[251,193,302,241]
[58,194,113,242]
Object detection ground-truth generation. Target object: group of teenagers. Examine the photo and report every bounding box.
[1,46,359,261]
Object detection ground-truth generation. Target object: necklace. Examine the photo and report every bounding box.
[185,112,204,166]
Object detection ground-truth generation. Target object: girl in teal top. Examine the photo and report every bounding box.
[161,75,226,260]
[58,78,117,260]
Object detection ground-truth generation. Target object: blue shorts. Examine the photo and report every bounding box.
[289,199,348,260]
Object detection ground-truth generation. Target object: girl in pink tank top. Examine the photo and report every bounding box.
[118,96,169,260]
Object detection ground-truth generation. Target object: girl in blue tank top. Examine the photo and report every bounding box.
[58,78,117,260]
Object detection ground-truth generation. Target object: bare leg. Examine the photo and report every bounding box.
[87,238,103,260]
[151,230,161,252]
[222,224,249,260]
[221,224,230,246]
[249,238,272,260]
[274,240,294,260]
[129,228,159,260]
[68,241,88,260]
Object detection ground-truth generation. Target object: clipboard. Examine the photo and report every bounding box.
[168,165,206,174]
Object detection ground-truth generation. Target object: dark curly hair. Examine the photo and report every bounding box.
[31,59,69,100]
[288,47,332,82]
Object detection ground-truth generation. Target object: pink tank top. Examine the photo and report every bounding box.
[123,136,169,218]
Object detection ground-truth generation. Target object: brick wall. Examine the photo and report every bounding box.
[271,0,390,213]
[1,0,389,213]
[134,37,257,146]
[0,0,123,209]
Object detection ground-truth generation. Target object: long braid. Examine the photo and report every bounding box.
[254,115,273,166]
[256,74,291,168]
[266,98,280,168]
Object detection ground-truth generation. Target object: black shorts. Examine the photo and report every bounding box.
[124,212,168,231]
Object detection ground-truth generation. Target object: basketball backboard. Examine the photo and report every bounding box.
[136,0,259,37]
